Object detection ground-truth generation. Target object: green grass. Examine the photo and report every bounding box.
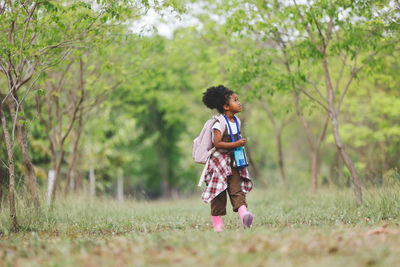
[1,185,400,266]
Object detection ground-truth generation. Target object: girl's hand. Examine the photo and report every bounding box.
[236,138,247,147]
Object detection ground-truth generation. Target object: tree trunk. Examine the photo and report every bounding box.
[69,170,75,190]
[160,166,169,199]
[64,164,74,195]
[323,58,362,204]
[330,149,343,185]
[117,169,124,202]
[262,96,287,186]
[48,155,56,204]
[276,130,287,186]
[64,118,83,195]
[47,170,55,206]
[245,143,267,186]
[0,106,17,231]
[0,165,6,211]
[311,148,318,192]
[292,90,329,192]
[378,141,388,177]
[155,145,170,199]
[313,114,329,191]
[49,148,64,206]
[7,98,40,209]
[73,151,83,192]
[16,128,40,209]
[89,167,95,197]
[330,113,363,204]
[239,114,267,186]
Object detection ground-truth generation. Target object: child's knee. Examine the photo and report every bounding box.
[211,192,227,216]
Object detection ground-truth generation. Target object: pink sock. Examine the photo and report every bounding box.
[211,216,223,232]
[238,205,247,223]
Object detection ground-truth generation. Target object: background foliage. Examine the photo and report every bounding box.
[0,0,399,203]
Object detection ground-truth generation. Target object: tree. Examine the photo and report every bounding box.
[0,0,159,226]
[111,36,191,198]
[222,0,399,204]
[0,100,16,230]
[225,35,294,186]
[36,57,85,205]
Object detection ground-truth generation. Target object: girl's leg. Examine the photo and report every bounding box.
[210,190,227,232]
[211,216,224,232]
[227,169,253,228]
[238,205,253,228]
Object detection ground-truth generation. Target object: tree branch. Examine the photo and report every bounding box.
[316,113,329,148]
[38,11,104,56]
[297,86,329,112]
[325,15,334,44]
[335,52,347,92]
[306,79,328,104]
[17,55,38,89]
[261,95,279,133]
[61,58,85,145]
[19,1,38,74]
[292,0,317,45]
[35,94,50,137]
[312,13,326,51]
[8,5,19,45]
[292,90,315,148]
[336,47,361,115]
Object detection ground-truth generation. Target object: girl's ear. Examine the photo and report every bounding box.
[223,103,229,111]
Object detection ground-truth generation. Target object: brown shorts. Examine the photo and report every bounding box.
[210,167,247,216]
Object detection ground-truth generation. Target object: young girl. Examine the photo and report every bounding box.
[201,85,253,232]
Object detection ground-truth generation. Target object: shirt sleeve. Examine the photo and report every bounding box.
[212,122,223,133]
[211,122,223,143]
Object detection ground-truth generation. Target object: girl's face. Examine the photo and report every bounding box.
[226,93,242,113]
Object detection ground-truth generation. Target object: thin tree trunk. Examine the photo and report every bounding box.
[323,58,362,204]
[160,165,169,199]
[7,98,40,209]
[330,149,343,185]
[117,169,124,202]
[0,106,17,231]
[47,149,56,206]
[240,113,266,186]
[293,91,329,192]
[0,165,5,211]
[155,145,169,198]
[64,153,76,195]
[89,167,95,197]
[69,170,75,190]
[245,143,267,186]
[50,58,84,204]
[331,113,362,204]
[378,141,388,177]
[73,151,82,192]
[64,117,83,195]
[275,130,287,185]
[262,96,287,186]
[312,115,329,191]
[49,148,64,206]
[47,170,55,206]
[311,148,318,192]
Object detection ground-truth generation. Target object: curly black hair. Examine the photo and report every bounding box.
[202,85,234,114]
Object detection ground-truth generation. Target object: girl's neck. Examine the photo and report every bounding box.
[224,112,235,121]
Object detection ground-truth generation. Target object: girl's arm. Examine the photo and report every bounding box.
[213,129,246,149]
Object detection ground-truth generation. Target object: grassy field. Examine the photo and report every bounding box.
[1,185,400,266]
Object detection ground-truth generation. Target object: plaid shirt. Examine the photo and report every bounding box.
[201,150,252,203]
